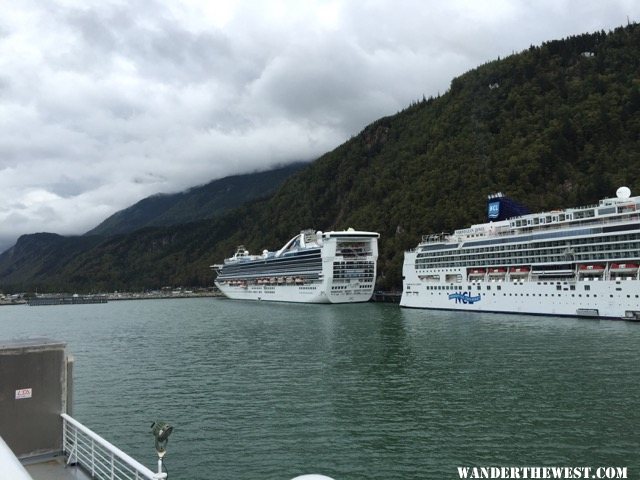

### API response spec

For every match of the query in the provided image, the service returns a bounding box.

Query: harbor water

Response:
[1,298,639,479]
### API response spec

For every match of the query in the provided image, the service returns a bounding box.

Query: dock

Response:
[27,295,108,306]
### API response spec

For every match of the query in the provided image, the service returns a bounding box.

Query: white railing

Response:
[62,413,157,480]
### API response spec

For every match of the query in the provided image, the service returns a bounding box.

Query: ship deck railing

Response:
[420,233,450,243]
[417,212,640,246]
[62,413,156,480]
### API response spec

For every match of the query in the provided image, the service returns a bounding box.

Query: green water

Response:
[1,298,639,479]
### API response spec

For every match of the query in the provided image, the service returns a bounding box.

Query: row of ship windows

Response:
[417,234,640,259]
[333,264,374,272]
[425,284,584,291]
[416,250,640,269]
[336,248,373,256]
[417,247,640,267]
[222,267,321,277]
[416,252,639,267]
[426,292,638,299]
[573,242,640,252]
[333,267,375,279]
[333,261,375,267]
[223,267,375,280]
[333,267,375,272]
[331,285,372,290]
[333,270,373,278]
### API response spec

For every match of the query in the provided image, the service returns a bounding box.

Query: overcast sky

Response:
[0,0,638,252]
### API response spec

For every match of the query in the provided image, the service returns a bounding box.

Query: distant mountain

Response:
[0,233,104,291]
[86,163,307,236]
[1,24,639,293]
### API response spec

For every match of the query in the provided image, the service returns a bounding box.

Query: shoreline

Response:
[0,292,224,306]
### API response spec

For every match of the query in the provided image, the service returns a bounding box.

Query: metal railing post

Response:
[62,415,67,452]
[91,438,95,477]
[73,422,78,464]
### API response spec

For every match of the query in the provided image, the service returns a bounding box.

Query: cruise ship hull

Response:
[215,280,374,304]
[401,257,640,320]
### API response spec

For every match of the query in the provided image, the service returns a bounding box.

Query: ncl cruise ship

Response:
[401,187,640,320]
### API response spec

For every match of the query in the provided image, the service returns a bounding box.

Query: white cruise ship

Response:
[401,187,640,320]
[213,229,379,303]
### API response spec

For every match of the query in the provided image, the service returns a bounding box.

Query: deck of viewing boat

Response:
[24,457,91,480]
[0,339,157,480]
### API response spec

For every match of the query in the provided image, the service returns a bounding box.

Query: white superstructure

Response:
[213,229,379,303]
[401,188,640,320]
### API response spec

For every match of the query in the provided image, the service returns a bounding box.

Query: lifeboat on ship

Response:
[487,267,508,277]
[610,263,639,273]
[579,264,605,275]
[467,268,486,277]
[509,266,530,276]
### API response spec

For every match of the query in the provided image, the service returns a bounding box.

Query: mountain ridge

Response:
[86,162,308,236]
[1,24,639,293]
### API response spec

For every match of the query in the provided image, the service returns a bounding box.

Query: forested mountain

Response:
[1,24,639,293]
[86,163,307,236]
